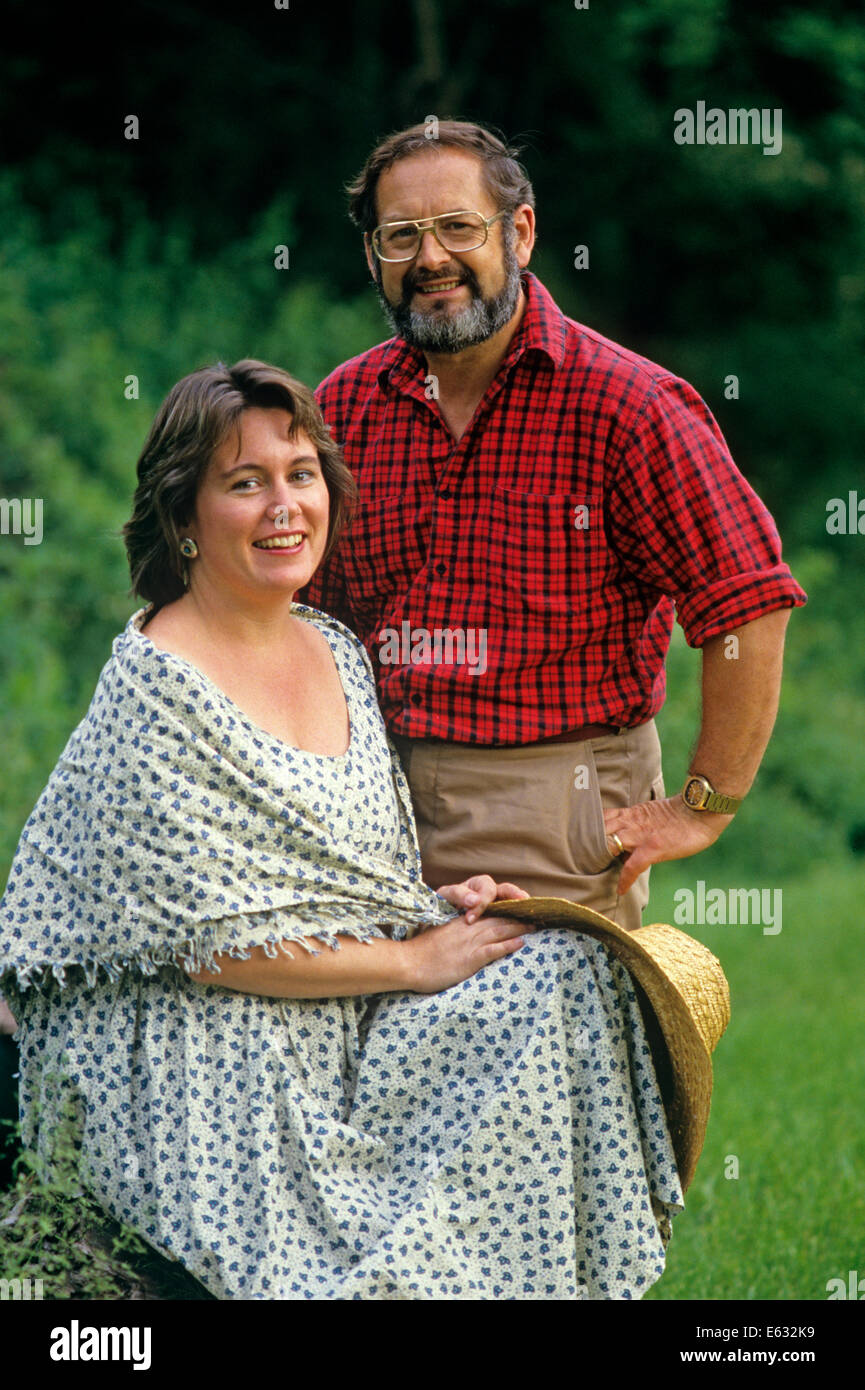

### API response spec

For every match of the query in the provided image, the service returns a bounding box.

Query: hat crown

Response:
[634,923,731,1054]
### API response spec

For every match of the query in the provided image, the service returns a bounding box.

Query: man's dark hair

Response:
[123,359,357,612]
[346,120,535,234]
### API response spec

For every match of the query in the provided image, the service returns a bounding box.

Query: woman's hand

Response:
[435,874,530,924]
[404,911,536,995]
[0,999,17,1035]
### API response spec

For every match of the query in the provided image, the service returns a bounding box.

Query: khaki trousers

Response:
[392,720,665,934]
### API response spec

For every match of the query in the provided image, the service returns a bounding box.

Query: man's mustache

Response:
[402,267,479,303]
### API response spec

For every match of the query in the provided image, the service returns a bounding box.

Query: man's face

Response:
[366,148,527,354]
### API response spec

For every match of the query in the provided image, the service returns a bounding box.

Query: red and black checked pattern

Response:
[301,272,807,746]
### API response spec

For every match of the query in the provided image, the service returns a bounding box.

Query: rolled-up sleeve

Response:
[608,374,807,646]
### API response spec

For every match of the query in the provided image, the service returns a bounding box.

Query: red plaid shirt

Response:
[302,272,806,746]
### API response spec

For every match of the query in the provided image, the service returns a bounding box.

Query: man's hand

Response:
[603,797,733,896]
[435,874,530,924]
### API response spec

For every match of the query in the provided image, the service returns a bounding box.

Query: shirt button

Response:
[438,488,451,500]
[411,694,423,706]
[435,562,447,576]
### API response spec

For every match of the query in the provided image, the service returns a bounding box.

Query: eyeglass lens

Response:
[376,212,487,260]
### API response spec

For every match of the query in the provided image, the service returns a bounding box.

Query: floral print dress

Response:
[2,606,683,1299]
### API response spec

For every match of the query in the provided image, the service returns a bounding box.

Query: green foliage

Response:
[0,1109,210,1299]
[655,546,865,881]
[0,174,382,870]
[1,165,863,879]
[4,0,864,531]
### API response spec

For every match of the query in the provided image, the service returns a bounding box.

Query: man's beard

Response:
[374,235,522,353]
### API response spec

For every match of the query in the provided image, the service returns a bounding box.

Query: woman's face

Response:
[184,406,331,606]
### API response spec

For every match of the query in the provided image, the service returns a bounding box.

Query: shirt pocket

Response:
[484,487,593,618]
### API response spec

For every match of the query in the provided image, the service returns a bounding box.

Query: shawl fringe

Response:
[1,913,400,995]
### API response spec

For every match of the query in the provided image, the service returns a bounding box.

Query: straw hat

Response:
[484,897,730,1193]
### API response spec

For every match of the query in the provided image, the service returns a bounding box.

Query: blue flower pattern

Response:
[3,606,683,1298]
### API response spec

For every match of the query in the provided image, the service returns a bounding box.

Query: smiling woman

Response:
[122,363,360,753]
[140,403,352,753]
[0,359,686,1300]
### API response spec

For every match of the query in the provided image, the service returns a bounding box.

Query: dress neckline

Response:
[129,605,353,761]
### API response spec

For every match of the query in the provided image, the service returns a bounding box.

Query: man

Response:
[301,120,806,931]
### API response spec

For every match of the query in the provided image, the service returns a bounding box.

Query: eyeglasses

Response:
[370,209,508,262]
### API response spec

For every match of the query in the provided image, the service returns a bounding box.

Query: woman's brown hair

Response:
[123,359,356,611]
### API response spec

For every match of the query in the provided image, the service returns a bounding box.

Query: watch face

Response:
[683,777,706,808]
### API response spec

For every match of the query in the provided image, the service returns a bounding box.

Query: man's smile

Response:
[414,278,465,296]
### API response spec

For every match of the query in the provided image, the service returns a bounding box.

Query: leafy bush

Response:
[655,546,865,880]
[0,173,381,868]
[1,173,863,882]
[0,1114,211,1299]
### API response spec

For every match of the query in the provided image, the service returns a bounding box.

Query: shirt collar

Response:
[377,270,567,395]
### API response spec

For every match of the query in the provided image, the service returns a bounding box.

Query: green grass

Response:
[644,856,865,1300]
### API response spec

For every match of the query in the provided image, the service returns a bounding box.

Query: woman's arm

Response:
[187,934,414,998]
[186,910,535,999]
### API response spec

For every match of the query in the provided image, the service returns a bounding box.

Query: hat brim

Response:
[482,897,730,1193]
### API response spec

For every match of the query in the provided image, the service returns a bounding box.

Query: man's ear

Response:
[363,232,377,279]
[511,203,536,269]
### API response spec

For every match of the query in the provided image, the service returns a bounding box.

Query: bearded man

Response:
[300,120,806,930]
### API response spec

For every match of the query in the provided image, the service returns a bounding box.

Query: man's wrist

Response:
[680,773,744,816]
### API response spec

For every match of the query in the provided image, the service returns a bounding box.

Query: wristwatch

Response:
[680,773,743,816]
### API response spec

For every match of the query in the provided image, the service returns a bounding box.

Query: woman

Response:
[0,360,685,1299]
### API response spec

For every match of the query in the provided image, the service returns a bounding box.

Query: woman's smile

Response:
[252,532,306,551]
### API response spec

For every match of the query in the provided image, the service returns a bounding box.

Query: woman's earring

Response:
[179,537,199,558]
